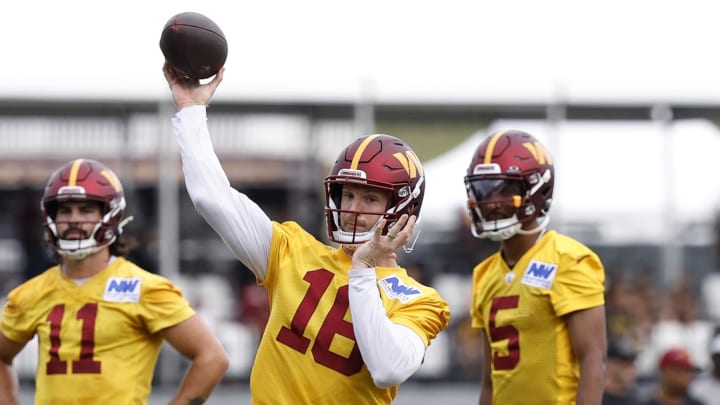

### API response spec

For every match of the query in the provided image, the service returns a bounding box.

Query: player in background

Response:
[162,63,449,404]
[0,159,229,405]
[464,130,606,404]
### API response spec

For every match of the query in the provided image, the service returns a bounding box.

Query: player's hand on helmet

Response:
[352,214,416,269]
[162,62,224,110]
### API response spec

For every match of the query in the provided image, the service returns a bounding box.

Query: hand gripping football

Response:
[159,12,228,80]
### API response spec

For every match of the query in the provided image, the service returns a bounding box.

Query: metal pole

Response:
[354,77,376,137]
[652,104,682,286]
[544,81,567,236]
[545,81,566,229]
[157,101,180,281]
[156,100,182,384]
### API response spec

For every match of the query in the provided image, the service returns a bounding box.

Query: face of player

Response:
[468,179,524,222]
[54,201,103,240]
[339,184,390,234]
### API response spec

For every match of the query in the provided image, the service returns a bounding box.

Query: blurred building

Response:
[2,97,720,384]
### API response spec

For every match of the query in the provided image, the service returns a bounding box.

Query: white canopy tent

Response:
[422,118,720,245]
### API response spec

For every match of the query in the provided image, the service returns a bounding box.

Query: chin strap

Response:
[59,216,136,261]
[517,215,549,235]
[342,224,421,255]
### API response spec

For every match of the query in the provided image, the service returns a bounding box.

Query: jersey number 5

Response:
[489,296,520,370]
[276,269,364,376]
[46,303,101,375]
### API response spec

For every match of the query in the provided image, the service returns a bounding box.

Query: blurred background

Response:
[4,0,720,402]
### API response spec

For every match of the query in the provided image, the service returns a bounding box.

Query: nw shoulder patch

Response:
[104,277,142,302]
[378,275,423,304]
[520,260,558,289]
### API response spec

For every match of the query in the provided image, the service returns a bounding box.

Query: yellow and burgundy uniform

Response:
[250,221,449,405]
[1,257,194,405]
[470,230,605,404]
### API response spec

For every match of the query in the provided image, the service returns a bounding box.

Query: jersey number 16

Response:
[276,269,364,376]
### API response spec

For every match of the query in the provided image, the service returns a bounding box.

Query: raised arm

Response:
[163,64,273,280]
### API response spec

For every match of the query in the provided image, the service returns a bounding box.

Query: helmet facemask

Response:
[41,159,133,260]
[465,177,519,241]
[324,135,426,250]
[464,130,555,241]
[325,172,422,245]
[44,196,129,260]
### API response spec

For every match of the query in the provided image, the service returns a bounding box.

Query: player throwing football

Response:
[465,130,606,404]
[162,63,449,404]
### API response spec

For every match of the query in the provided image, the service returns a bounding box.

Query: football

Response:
[159,12,228,80]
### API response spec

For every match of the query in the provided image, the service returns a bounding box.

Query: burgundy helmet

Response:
[324,134,425,244]
[464,130,554,241]
[42,159,129,259]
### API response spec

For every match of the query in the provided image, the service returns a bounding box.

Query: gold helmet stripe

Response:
[68,159,85,186]
[483,131,507,164]
[350,134,381,169]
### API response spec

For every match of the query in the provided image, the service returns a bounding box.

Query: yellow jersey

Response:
[470,230,605,404]
[251,221,449,404]
[1,257,195,405]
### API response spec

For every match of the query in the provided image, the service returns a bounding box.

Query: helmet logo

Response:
[522,142,553,165]
[392,151,424,178]
[100,170,123,192]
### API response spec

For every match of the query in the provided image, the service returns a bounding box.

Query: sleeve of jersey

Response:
[139,276,197,334]
[172,105,273,281]
[552,251,606,316]
[0,287,34,343]
[348,268,435,388]
[469,265,486,329]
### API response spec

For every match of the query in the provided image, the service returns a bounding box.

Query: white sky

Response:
[4,0,720,103]
[3,0,720,243]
